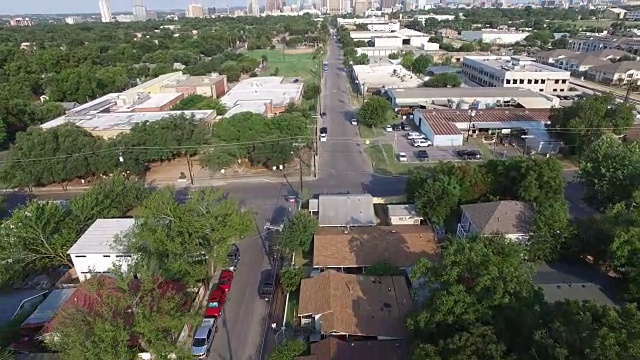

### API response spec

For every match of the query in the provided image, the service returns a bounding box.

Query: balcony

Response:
[457,223,471,239]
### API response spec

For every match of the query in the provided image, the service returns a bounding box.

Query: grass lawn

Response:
[365,144,421,175]
[246,49,320,80]
[358,124,385,139]
[285,289,300,329]
[294,249,312,267]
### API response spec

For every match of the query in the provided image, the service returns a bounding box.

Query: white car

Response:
[407,132,425,140]
[384,125,393,132]
[351,118,358,125]
[397,152,408,162]
[320,133,327,142]
[412,138,432,147]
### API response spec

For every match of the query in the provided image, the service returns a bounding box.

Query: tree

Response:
[280,267,304,293]
[219,61,241,82]
[303,82,320,100]
[414,173,462,226]
[0,201,77,285]
[269,339,307,360]
[424,73,462,88]
[412,326,515,360]
[411,54,433,75]
[278,211,318,254]
[172,94,228,115]
[124,187,253,285]
[527,200,574,262]
[579,134,640,209]
[549,94,634,155]
[363,261,404,276]
[356,96,393,128]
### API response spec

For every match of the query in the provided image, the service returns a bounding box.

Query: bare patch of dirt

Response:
[284,48,315,55]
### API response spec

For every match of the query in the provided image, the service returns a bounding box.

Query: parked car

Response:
[392,124,402,131]
[191,318,218,358]
[259,270,275,301]
[320,126,328,134]
[351,118,357,125]
[400,122,409,131]
[456,149,483,160]
[204,288,227,318]
[384,125,393,132]
[407,132,425,140]
[217,270,234,293]
[227,244,240,271]
[416,150,429,162]
[320,127,328,142]
[412,138,433,147]
[397,152,408,162]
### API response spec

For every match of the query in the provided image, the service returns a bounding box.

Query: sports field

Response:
[246,49,320,79]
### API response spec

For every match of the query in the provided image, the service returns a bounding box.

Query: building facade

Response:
[461,55,571,93]
[99,0,112,22]
[568,35,640,55]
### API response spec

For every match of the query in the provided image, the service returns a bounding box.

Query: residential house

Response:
[456,200,534,242]
[298,271,413,340]
[555,53,611,75]
[312,226,440,274]
[67,218,136,282]
[386,204,423,225]
[312,194,377,227]
[590,48,630,61]
[534,262,618,306]
[535,49,577,65]
[585,61,640,85]
[295,337,409,360]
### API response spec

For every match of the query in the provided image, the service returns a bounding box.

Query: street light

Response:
[466,109,476,142]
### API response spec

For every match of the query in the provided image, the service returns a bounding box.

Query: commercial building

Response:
[187,3,205,18]
[9,18,34,26]
[160,74,228,99]
[411,108,562,154]
[337,17,387,26]
[67,219,136,282]
[367,22,401,32]
[350,63,424,94]
[133,0,148,21]
[99,0,112,22]
[349,28,435,49]
[604,7,627,19]
[585,61,640,86]
[568,35,640,55]
[386,87,559,111]
[266,0,283,12]
[65,16,82,25]
[460,30,530,44]
[247,0,260,15]
[354,0,369,15]
[554,53,611,74]
[413,14,456,21]
[219,77,303,118]
[461,55,571,93]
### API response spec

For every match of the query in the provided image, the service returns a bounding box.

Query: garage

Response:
[413,109,464,147]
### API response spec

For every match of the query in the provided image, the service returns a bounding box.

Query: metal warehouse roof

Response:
[318,194,376,227]
[67,218,135,255]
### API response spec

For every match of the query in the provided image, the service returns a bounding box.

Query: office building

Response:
[187,3,205,18]
[380,0,397,8]
[99,0,112,22]
[9,18,33,26]
[266,0,283,12]
[65,16,82,25]
[248,0,260,15]
[461,55,570,93]
[354,0,368,15]
[323,0,342,14]
[133,0,148,21]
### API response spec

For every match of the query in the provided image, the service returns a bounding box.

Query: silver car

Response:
[191,318,217,358]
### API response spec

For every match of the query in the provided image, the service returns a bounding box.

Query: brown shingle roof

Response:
[565,53,611,67]
[313,225,439,268]
[296,338,410,360]
[416,108,550,124]
[460,200,534,235]
[298,271,413,338]
[588,60,640,75]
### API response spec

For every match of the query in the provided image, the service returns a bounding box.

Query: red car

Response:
[204,288,227,318]
[217,270,234,293]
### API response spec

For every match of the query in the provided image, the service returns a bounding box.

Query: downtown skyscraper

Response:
[247,0,260,15]
[133,0,148,21]
[99,0,112,22]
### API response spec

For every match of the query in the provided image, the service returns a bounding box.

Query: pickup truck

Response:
[259,270,275,301]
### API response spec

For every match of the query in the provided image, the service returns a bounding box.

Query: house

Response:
[534,262,617,306]
[590,48,630,61]
[315,194,377,227]
[295,337,409,360]
[386,204,422,225]
[312,226,439,273]
[585,61,640,86]
[67,218,136,282]
[456,200,534,242]
[298,271,413,340]
[555,53,611,74]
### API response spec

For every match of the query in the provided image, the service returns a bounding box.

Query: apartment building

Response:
[568,35,640,55]
[625,9,640,21]
[585,61,640,86]
[461,56,571,93]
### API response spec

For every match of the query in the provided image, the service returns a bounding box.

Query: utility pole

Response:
[624,79,635,103]
[292,140,306,194]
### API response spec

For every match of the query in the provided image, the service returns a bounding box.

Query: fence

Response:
[177,283,208,344]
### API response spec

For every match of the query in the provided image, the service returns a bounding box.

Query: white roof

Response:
[352,64,423,89]
[67,218,135,255]
[318,194,377,227]
[396,28,427,37]
[41,110,215,131]
[220,77,303,117]
[387,204,418,217]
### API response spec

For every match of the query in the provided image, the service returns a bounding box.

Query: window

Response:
[519,79,525,84]
[541,79,546,84]
[115,255,132,258]
[505,79,511,84]
[561,79,567,84]
[560,89,565,92]
[75,255,86,258]
[534,79,539,84]
[555,80,560,84]
[539,89,544,92]
[103,255,111,258]
[552,89,557,92]
[208,302,219,308]
[527,79,533,84]
[398,217,406,221]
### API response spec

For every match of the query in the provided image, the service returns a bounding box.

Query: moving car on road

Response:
[217,270,234,293]
[259,270,275,301]
[204,288,227,318]
[320,126,328,142]
[351,118,357,125]
[456,149,483,160]
[416,150,429,162]
[191,318,218,358]
[227,244,240,271]
[397,152,408,162]
[412,138,433,147]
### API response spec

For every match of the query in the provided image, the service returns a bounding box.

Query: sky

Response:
[0,0,234,15]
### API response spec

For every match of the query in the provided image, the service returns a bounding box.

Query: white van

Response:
[407,132,425,140]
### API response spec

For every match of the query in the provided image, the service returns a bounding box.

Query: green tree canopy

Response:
[278,211,318,254]
[280,267,304,293]
[424,73,462,88]
[356,96,393,128]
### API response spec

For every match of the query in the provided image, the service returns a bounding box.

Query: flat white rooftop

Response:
[41,110,215,131]
[352,64,424,89]
[67,218,135,255]
[464,56,569,74]
[220,77,303,117]
[66,93,119,115]
[124,71,182,94]
[115,93,183,112]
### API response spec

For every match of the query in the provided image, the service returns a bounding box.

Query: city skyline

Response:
[0,0,258,15]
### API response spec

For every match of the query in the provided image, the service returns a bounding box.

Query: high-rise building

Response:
[248,0,260,15]
[380,0,397,8]
[99,0,112,22]
[323,0,342,13]
[133,0,148,21]
[266,0,283,12]
[187,3,205,17]
[354,0,368,15]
